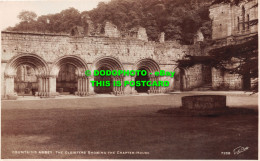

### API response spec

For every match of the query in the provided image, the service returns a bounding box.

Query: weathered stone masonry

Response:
[2,0,256,98]
[209,0,258,90]
[2,31,201,98]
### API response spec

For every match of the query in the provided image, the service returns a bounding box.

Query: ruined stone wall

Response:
[212,68,243,90]
[210,0,258,40]
[209,0,257,91]
[2,31,201,96]
[104,22,121,38]
[184,64,204,90]
[210,3,232,40]
[136,27,148,42]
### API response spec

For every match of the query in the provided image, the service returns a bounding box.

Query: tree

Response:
[7,0,213,43]
[18,11,37,22]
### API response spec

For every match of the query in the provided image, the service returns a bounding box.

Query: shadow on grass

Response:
[157,107,258,117]
[1,105,258,159]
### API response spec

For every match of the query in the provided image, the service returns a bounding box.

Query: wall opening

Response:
[135,68,150,93]
[14,64,38,96]
[202,65,212,84]
[94,66,113,94]
[56,64,77,95]
[242,6,245,30]
[174,68,185,91]
[243,73,251,91]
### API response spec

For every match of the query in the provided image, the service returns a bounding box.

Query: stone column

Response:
[120,76,124,95]
[86,77,89,94]
[88,76,95,95]
[36,76,53,98]
[77,76,88,97]
[155,76,160,93]
[130,76,137,94]
[113,76,124,96]
[112,77,116,95]
[5,75,15,96]
[148,76,152,94]
[42,77,46,97]
[84,76,89,96]
[76,76,82,96]
[49,75,57,97]
[37,77,42,96]
[113,76,118,95]
[44,77,50,97]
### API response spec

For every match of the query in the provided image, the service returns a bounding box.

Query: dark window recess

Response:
[242,6,245,30]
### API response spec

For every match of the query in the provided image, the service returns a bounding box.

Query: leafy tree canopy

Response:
[6,0,213,44]
[18,11,37,22]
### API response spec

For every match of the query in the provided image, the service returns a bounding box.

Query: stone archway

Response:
[4,54,49,97]
[92,56,124,95]
[133,58,160,94]
[135,67,150,93]
[51,55,89,96]
[174,67,187,91]
[14,64,38,96]
[94,66,113,94]
[56,63,77,95]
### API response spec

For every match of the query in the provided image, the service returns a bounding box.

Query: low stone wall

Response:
[212,68,243,90]
[181,95,227,109]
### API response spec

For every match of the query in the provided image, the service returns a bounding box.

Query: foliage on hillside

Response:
[212,0,255,5]
[88,0,212,43]
[6,0,213,44]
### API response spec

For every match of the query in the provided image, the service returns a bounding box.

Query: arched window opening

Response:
[14,65,38,96]
[242,6,245,30]
[247,14,250,30]
[237,17,240,31]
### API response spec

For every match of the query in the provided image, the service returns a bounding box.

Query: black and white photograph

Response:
[0,0,258,160]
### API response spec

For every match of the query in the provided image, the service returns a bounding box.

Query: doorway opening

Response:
[135,68,150,93]
[94,66,113,94]
[56,64,77,95]
[14,65,38,96]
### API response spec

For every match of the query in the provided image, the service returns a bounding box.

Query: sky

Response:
[0,0,110,31]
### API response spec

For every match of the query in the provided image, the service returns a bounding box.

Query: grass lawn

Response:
[1,94,258,159]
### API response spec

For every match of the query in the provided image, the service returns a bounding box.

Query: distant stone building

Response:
[1,0,258,98]
[209,0,258,90]
[1,22,199,98]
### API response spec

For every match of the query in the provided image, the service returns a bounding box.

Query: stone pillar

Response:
[37,77,42,95]
[78,76,88,96]
[5,75,15,96]
[148,75,154,94]
[120,76,124,95]
[130,76,138,94]
[84,77,89,95]
[36,76,53,97]
[148,75,160,94]
[86,77,89,94]
[113,76,124,95]
[45,77,50,97]
[76,76,88,96]
[113,76,118,95]
[112,77,116,94]
[49,75,57,96]
[88,76,95,95]
[159,32,165,43]
[155,76,160,93]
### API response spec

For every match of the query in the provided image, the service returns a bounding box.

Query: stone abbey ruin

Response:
[1,0,258,98]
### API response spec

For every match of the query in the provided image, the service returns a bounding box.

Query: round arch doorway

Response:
[94,66,113,94]
[14,64,38,96]
[135,68,150,93]
[56,64,77,95]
